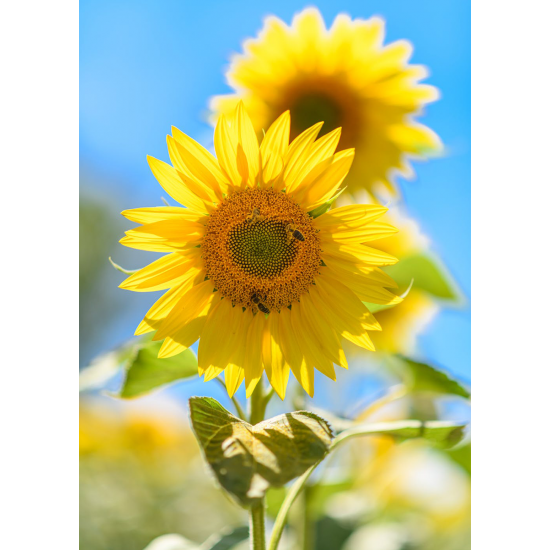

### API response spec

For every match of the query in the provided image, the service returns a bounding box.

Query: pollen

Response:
[202,188,322,312]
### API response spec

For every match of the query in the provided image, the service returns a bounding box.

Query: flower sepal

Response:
[307,187,347,219]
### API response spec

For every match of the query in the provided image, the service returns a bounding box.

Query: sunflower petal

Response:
[119,250,202,292]
[245,312,266,397]
[290,305,336,381]
[264,313,290,400]
[147,156,212,212]
[121,206,205,225]
[294,149,355,209]
[278,308,315,397]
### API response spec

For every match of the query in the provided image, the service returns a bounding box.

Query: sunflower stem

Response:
[249,378,267,550]
[249,377,266,425]
[250,500,266,550]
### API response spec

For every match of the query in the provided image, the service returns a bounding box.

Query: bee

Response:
[286,223,305,243]
[251,293,269,314]
[246,208,264,223]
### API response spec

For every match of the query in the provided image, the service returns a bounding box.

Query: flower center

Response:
[291,92,343,138]
[202,188,321,313]
[276,77,362,150]
[227,218,297,279]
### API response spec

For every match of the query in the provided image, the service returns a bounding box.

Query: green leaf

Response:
[332,419,467,450]
[189,397,333,507]
[384,252,461,301]
[307,187,347,218]
[396,356,471,398]
[201,526,249,550]
[445,442,471,475]
[79,337,147,391]
[117,342,198,398]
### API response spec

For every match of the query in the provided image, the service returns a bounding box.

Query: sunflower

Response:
[119,103,401,399]
[209,7,441,197]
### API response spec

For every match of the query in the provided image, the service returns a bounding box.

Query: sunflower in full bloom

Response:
[209,7,441,197]
[119,103,401,399]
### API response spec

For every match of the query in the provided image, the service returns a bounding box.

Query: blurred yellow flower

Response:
[339,191,441,355]
[210,7,441,197]
[79,399,193,459]
[120,103,401,399]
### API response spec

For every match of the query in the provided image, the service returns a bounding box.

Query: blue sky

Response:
[80,0,470,390]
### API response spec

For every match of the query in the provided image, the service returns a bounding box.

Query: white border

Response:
[473,1,550,548]
[1,1,79,547]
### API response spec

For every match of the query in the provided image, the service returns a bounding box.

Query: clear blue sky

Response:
[80,0,471,394]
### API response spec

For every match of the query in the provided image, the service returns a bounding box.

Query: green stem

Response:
[250,500,266,550]
[249,378,266,425]
[249,378,267,550]
[267,463,317,550]
[269,418,464,549]
[294,487,313,550]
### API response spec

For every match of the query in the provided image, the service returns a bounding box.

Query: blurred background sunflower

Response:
[80,1,470,549]
[210,7,441,198]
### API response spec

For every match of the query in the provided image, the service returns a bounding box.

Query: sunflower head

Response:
[120,103,401,399]
[209,7,442,198]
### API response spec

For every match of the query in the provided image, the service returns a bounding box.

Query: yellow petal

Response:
[135,281,196,336]
[321,254,398,288]
[224,364,245,397]
[316,272,380,331]
[244,312,266,397]
[121,219,204,252]
[158,288,221,360]
[157,288,221,359]
[235,101,260,186]
[278,308,315,397]
[324,264,401,305]
[327,222,398,243]
[314,204,389,230]
[121,206,204,225]
[171,126,229,195]
[286,127,342,194]
[198,300,243,371]
[293,149,355,210]
[224,315,250,396]
[290,304,337,380]
[147,156,212,212]
[283,122,324,189]
[299,294,348,370]
[120,250,202,292]
[167,136,221,202]
[322,241,398,266]
[154,279,216,340]
[260,110,290,184]
[264,313,290,400]
[214,114,241,187]
[308,283,376,351]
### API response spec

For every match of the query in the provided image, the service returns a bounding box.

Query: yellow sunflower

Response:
[209,7,441,197]
[119,103,401,399]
